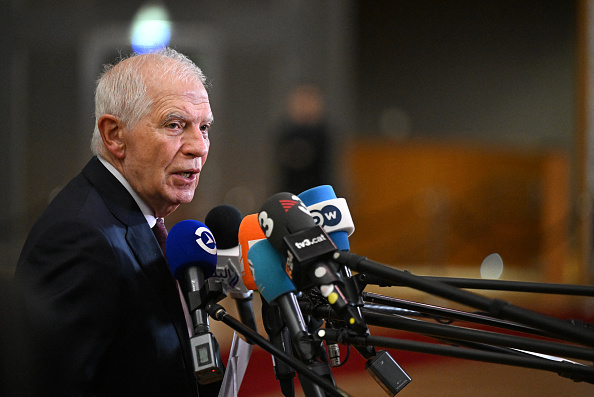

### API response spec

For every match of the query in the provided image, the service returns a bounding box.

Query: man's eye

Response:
[200,124,210,136]
[167,122,184,131]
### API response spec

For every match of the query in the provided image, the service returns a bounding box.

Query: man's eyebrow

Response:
[162,112,214,125]
[161,112,188,125]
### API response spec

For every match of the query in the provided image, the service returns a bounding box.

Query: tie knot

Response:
[152,218,168,256]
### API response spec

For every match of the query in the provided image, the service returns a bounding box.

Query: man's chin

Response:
[173,190,197,205]
[155,192,196,217]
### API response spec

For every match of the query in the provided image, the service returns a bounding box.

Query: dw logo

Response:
[310,204,342,228]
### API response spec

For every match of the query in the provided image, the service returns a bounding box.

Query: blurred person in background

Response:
[275,83,335,194]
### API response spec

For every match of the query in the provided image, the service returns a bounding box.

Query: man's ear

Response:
[98,114,126,159]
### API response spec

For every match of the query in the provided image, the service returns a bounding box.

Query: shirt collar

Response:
[97,155,157,228]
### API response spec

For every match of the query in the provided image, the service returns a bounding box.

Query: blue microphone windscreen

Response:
[299,185,350,251]
[299,185,336,205]
[325,230,349,252]
[248,239,296,303]
[166,219,217,280]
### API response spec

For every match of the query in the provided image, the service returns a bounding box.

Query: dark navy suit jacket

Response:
[15,157,199,396]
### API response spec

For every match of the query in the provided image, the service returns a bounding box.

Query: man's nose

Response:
[183,126,209,158]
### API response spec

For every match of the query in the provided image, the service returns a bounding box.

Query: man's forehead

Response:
[147,76,208,104]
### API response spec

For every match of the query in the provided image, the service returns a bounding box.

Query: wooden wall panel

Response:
[344,139,570,281]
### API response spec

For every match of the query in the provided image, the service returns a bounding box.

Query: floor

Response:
[294,360,594,397]
[229,341,594,397]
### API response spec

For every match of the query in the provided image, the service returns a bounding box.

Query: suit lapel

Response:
[125,223,195,344]
[82,157,195,375]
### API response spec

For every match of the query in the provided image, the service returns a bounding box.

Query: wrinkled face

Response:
[120,76,212,217]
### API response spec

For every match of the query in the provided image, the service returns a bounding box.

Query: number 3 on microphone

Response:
[258,211,274,237]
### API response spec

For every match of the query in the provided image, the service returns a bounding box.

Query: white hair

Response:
[90,48,208,156]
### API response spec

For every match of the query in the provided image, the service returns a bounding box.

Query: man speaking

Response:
[14,48,213,396]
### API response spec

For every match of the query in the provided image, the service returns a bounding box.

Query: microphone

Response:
[258,192,367,335]
[166,220,225,385]
[299,185,376,361]
[298,185,354,252]
[249,239,337,396]
[299,185,356,366]
[205,205,258,333]
[238,214,297,396]
[297,185,361,305]
[249,239,316,359]
[274,184,410,393]
[249,239,298,306]
[237,213,267,291]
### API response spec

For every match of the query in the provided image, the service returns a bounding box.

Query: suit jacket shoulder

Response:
[15,157,198,397]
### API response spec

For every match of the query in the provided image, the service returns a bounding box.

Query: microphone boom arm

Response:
[316,328,594,384]
[333,251,594,347]
[358,273,594,296]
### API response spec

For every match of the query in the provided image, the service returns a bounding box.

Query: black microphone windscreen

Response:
[259,192,317,252]
[205,205,243,249]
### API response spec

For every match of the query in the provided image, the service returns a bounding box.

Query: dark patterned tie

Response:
[152,217,194,337]
[152,217,168,259]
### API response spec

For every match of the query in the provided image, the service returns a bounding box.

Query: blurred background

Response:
[2,0,594,395]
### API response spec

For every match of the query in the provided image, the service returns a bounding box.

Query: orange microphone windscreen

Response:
[238,213,266,290]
